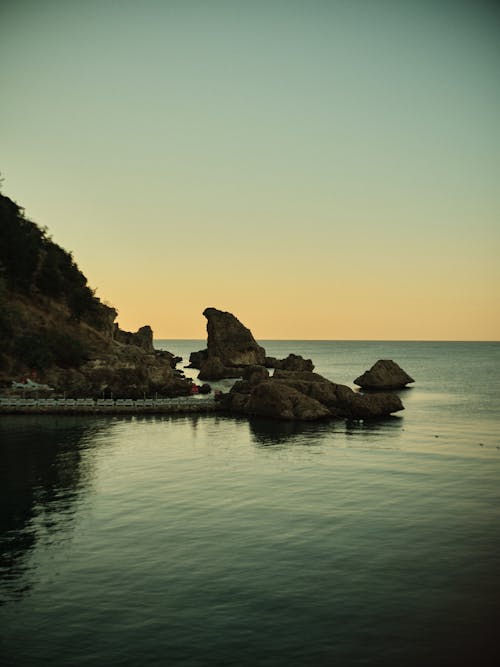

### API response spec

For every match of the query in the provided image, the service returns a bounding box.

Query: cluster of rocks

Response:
[219,366,405,421]
[41,328,193,399]
[8,322,193,400]
[188,308,316,380]
[187,307,414,421]
[265,354,314,372]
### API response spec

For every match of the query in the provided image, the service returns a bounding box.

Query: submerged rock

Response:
[354,360,414,390]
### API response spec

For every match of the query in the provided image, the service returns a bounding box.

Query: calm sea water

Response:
[1,341,499,666]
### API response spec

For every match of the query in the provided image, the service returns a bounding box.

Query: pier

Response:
[0,396,221,415]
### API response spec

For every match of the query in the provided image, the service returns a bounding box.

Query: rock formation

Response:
[265,354,314,371]
[354,360,415,390]
[114,324,155,353]
[187,349,208,369]
[204,307,266,366]
[189,307,266,379]
[43,344,191,399]
[0,190,191,398]
[198,356,242,381]
[220,366,404,421]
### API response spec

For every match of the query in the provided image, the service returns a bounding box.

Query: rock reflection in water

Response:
[249,414,403,448]
[0,416,110,602]
[248,417,333,447]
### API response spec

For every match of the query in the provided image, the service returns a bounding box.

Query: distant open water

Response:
[1,341,499,666]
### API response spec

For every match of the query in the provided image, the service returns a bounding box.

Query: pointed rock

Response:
[203,307,266,367]
[354,360,414,390]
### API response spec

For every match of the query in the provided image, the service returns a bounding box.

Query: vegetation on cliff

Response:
[0,189,190,397]
[0,192,114,374]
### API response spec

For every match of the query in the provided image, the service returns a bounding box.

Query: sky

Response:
[1,0,499,340]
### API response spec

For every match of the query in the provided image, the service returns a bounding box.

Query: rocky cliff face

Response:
[0,191,191,397]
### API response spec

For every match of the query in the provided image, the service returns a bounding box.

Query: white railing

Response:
[0,397,217,409]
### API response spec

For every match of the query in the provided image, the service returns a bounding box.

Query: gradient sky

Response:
[1,0,499,339]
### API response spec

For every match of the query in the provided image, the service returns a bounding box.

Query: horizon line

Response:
[154,338,500,343]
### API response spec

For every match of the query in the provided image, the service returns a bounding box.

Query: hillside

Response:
[0,191,190,397]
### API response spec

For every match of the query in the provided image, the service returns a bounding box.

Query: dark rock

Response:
[272,370,328,383]
[271,370,403,420]
[114,324,155,353]
[188,349,208,369]
[332,384,404,420]
[155,349,181,369]
[242,382,331,421]
[198,356,243,381]
[265,354,314,371]
[199,383,212,395]
[242,365,270,385]
[42,340,192,398]
[198,356,225,380]
[221,367,403,421]
[354,360,415,390]
[203,307,266,367]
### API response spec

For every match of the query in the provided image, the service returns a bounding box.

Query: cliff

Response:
[0,191,190,397]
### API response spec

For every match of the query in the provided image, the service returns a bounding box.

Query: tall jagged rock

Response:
[204,307,266,367]
[189,308,266,378]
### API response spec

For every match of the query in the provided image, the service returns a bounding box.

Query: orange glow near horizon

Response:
[1,2,499,341]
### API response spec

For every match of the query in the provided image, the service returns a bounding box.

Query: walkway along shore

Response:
[0,396,221,415]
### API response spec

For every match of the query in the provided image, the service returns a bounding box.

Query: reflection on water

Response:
[0,416,110,603]
[249,415,404,448]
[0,406,499,666]
[249,417,332,446]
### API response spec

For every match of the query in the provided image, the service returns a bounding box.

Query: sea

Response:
[1,340,499,667]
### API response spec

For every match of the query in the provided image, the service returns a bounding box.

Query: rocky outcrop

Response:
[187,349,208,369]
[0,189,190,398]
[354,360,415,390]
[114,324,155,353]
[221,367,404,421]
[265,354,314,372]
[198,356,242,381]
[40,342,191,398]
[204,307,266,366]
[246,383,331,421]
[189,307,266,379]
